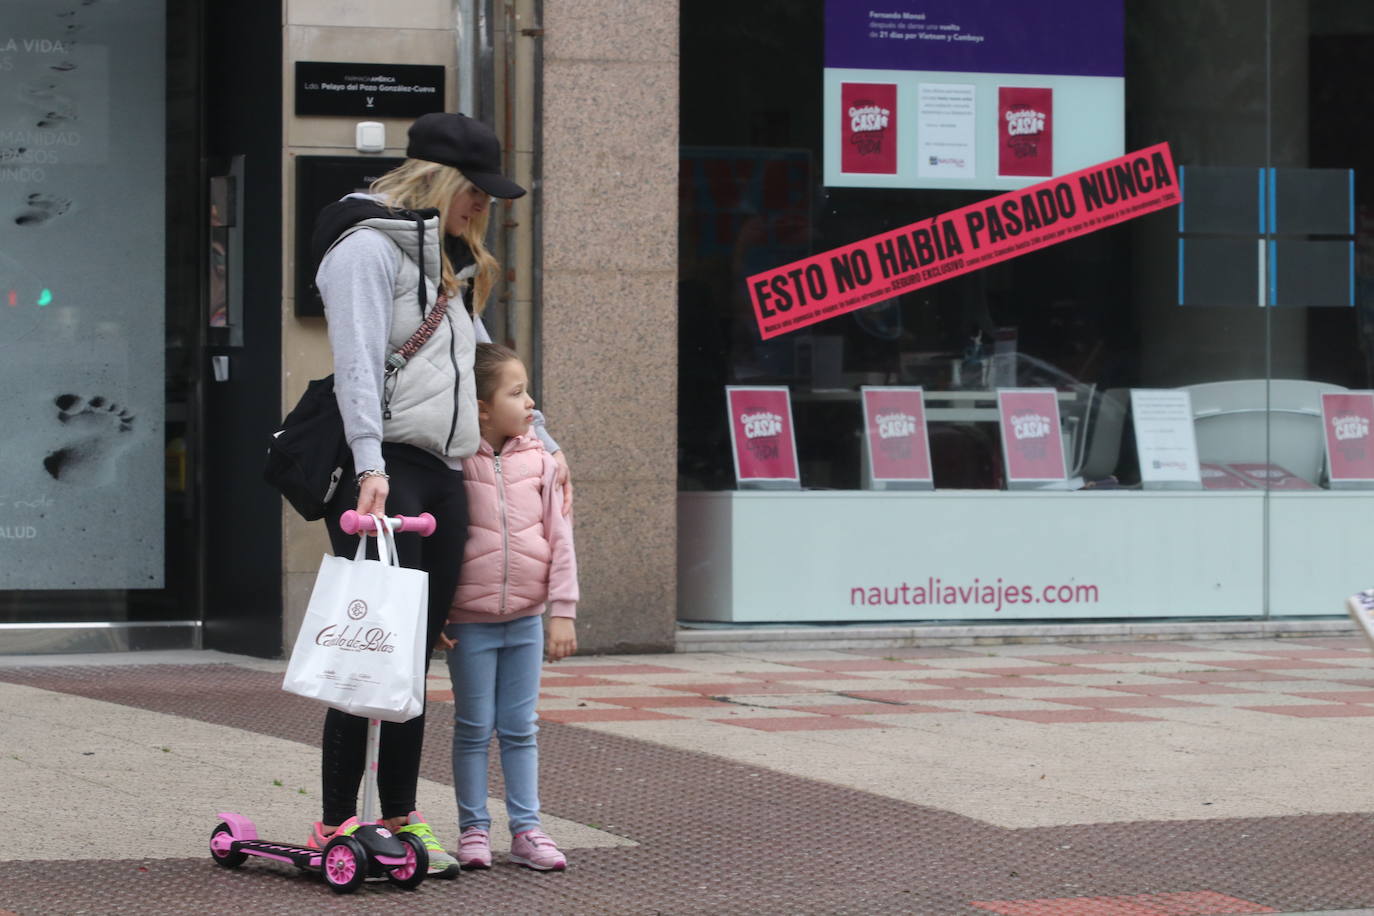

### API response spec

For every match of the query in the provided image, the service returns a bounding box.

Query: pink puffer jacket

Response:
[449,433,578,623]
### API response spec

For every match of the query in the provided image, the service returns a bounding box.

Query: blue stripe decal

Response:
[1178,239,1185,305]
[1350,169,1356,236]
[1258,168,1266,234]
[1268,168,1277,234]
[1178,167,1186,232]
[1269,240,1278,306]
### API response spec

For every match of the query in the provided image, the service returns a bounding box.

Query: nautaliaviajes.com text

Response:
[851,578,1099,613]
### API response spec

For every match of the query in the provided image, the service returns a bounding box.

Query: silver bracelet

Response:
[356,468,390,486]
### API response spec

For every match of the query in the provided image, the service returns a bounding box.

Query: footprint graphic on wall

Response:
[17,79,77,128]
[43,394,138,486]
[14,193,73,227]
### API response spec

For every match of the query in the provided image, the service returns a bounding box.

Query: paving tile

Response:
[1067,661,1243,675]
[843,688,994,703]
[1201,658,1348,671]
[1154,670,1300,683]
[530,675,620,687]
[713,715,887,732]
[1098,683,1253,696]
[917,656,1054,669]
[1028,654,1152,665]
[919,676,1072,689]
[594,695,738,709]
[1085,641,1217,653]
[981,685,1133,700]
[782,659,934,672]
[1043,695,1204,709]
[535,684,706,700]
[540,663,688,675]
[1242,704,1374,718]
[1290,690,1374,703]
[972,665,1082,676]
[1167,693,1331,708]
[536,707,681,723]
[1032,672,1187,686]
[912,698,1072,712]
[977,709,1162,724]
[654,704,814,720]
[777,702,952,716]
[659,681,827,696]
[969,890,1277,915]
[848,646,984,658]
[1284,636,1368,648]
[1248,648,1369,659]
[425,688,453,702]
[738,670,869,682]
[536,696,622,711]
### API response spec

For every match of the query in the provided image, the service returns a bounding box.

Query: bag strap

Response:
[386,294,449,375]
[380,293,449,421]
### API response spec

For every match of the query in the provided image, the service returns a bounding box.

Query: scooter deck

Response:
[232,839,322,869]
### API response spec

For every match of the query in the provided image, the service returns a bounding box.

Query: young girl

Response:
[441,343,578,871]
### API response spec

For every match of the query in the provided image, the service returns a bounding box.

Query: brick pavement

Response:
[3,636,1374,913]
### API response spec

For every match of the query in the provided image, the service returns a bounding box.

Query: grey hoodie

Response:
[316,193,558,475]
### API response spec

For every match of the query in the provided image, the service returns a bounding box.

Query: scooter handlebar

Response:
[339,511,437,537]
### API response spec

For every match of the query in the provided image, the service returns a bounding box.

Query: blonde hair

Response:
[368,158,501,314]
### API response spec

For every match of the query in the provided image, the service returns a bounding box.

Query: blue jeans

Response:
[444,614,543,835]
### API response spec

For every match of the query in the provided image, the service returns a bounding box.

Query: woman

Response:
[307,112,565,877]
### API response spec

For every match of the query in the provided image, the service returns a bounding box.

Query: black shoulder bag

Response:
[264,295,450,520]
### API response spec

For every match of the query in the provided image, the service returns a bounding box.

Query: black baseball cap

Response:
[405,112,527,199]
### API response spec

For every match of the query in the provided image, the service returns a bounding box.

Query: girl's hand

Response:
[552,450,573,516]
[355,476,389,531]
[546,617,577,662]
[433,630,457,652]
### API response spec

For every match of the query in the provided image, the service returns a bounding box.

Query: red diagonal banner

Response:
[747,142,1179,339]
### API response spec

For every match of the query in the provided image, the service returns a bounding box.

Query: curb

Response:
[674,618,1359,653]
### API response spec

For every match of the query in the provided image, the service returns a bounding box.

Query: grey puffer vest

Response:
[330,214,479,460]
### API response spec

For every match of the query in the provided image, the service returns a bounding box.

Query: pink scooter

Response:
[210,511,438,894]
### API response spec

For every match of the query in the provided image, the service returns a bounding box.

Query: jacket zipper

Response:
[444,310,460,452]
[494,453,509,614]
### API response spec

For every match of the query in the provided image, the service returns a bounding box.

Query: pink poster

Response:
[726,387,800,485]
[1226,463,1318,490]
[841,82,898,175]
[998,87,1053,178]
[1322,392,1374,484]
[861,387,932,484]
[997,389,1066,484]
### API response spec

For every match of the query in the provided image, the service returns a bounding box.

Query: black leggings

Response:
[319,443,468,824]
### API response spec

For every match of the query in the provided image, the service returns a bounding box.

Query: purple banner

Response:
[825,0,1124,78]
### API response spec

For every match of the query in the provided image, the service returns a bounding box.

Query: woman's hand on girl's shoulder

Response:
[546,617,577,662]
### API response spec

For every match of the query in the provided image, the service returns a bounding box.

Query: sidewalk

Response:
[3,634,1374,914]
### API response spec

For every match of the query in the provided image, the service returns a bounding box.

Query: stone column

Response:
[540,1,680,651]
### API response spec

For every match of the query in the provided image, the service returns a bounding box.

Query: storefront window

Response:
[679,0,1374,622]
[0,0,200,642]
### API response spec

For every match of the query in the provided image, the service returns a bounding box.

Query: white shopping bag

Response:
[282,516,428,722]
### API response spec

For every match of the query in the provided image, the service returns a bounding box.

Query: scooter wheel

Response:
[209,822,246,868]
[322,835,368,894]
[386,833,429,889]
